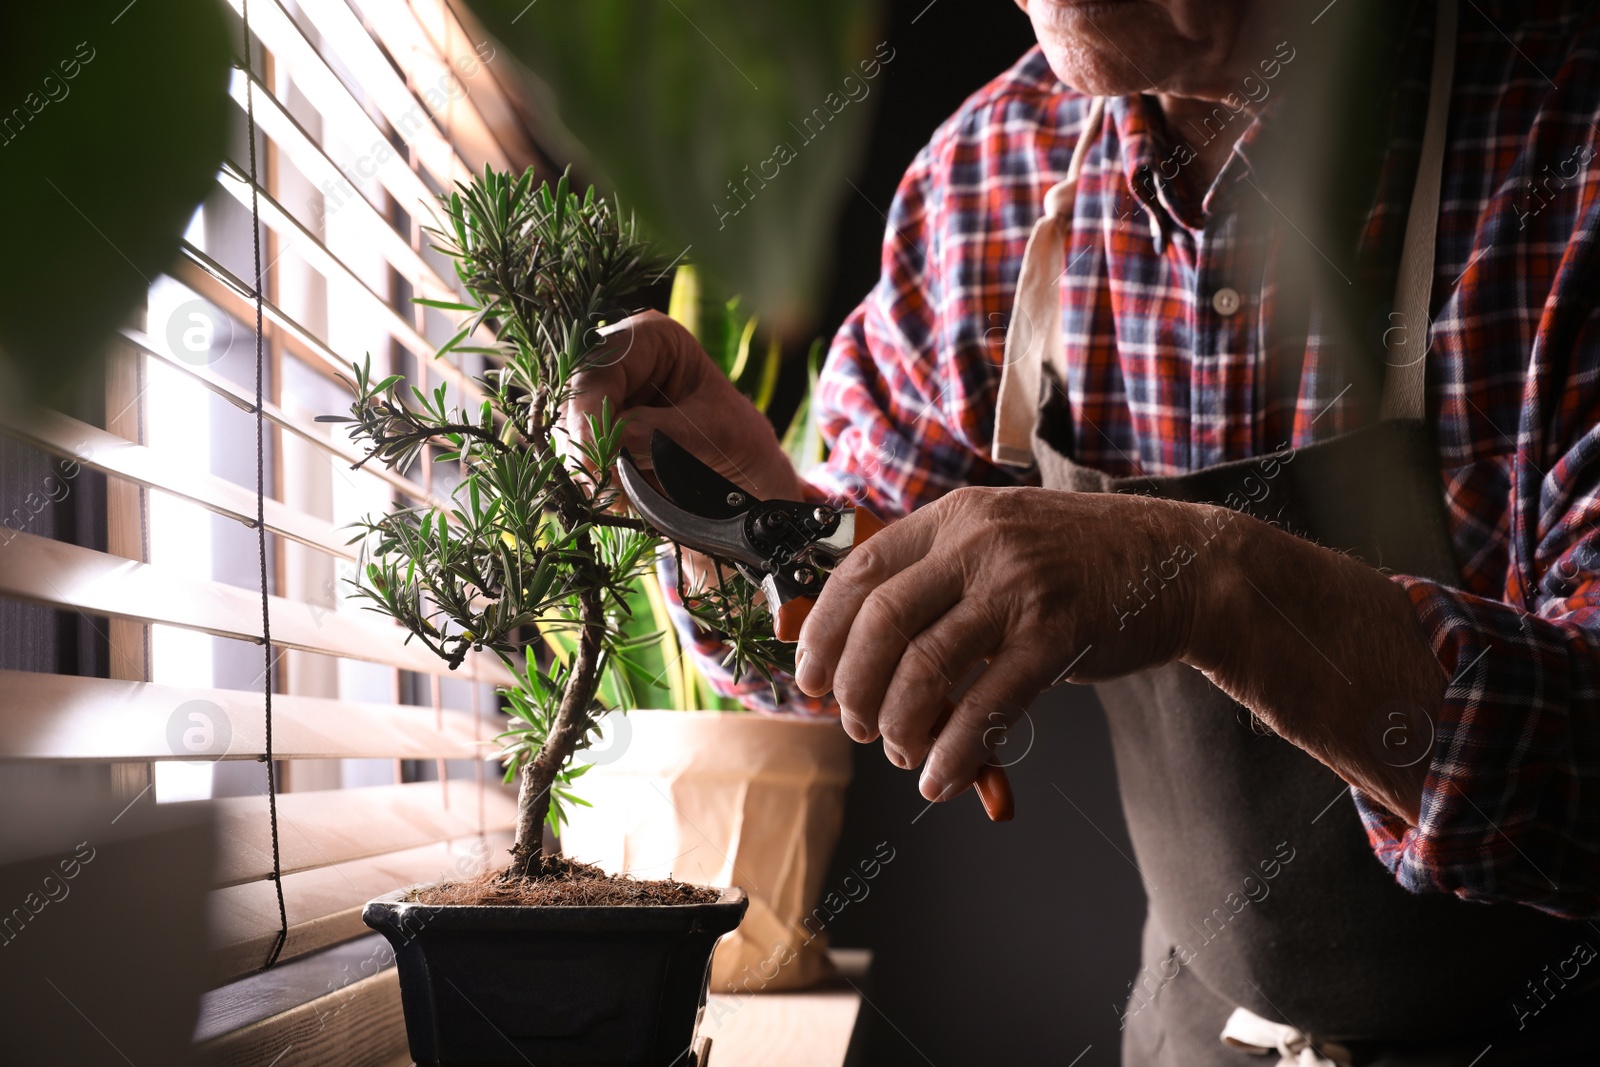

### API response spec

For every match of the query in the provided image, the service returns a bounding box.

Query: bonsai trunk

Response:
[506,587,606,880]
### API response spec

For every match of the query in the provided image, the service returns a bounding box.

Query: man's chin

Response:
[1037,37,1165,97]
[1024,0,1180,95]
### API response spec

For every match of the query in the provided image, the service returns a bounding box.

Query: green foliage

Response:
[498,637,660,835]
[468,0,886,334]
[668,262,762,388]
[666,264,827,467]
[674,548,798,698]
[601,583,676,711]
[781,339,829,473]
[0,0,231,405]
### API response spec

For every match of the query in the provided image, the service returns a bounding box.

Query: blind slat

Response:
[208,833,508,982]
[224,0,439,223]
[0,406,357,562]
[340,0,511,176]
[0,531,518,684]
[121,326,441,508]
[197,965,407,1067]
[291,0,474,194]
[175,245,485,404]
[0,670,493,762]
[213,780,515,887]
[3,0,553,1010]
[177,244,354,383]
[406,0,552,178]
[215,168,459,372]
[227,68,461,305]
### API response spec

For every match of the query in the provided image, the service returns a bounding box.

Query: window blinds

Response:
[0,0,550,1032]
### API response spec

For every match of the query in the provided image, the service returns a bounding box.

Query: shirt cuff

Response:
[1349,575,1600,917]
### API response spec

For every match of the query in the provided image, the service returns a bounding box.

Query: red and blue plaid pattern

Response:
[676,2,1600,915]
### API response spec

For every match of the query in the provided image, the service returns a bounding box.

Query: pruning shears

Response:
[616,430,1015,822]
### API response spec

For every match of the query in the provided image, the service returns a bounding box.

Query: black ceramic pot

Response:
[364,886,748,1067]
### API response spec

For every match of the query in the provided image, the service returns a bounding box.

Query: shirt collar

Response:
[1107,91,1284,238]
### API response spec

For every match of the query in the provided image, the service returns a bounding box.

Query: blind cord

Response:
[240,0,289,971]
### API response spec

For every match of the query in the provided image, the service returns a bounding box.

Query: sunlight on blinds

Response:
[148,272,221,804]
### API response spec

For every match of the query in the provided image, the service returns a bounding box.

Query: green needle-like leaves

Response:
[330,168,793,859]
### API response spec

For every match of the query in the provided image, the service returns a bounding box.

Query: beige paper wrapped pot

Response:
[559,710,853,991]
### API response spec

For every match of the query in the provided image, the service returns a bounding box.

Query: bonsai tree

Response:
[328,167,789,882]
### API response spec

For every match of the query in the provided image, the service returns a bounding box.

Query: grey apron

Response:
[993,2,1600,1063]
[1038,427,1600,1066]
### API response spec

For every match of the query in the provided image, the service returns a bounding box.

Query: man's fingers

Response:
[876,598,1003,768]
[591,309,696,396]
[565,310,700,439]
[829,560,962,747]
[918,645,1052,802]
[794,511,942,697]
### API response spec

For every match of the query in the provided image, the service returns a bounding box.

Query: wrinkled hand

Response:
[794,486,1220,802]
[566,310,802,502]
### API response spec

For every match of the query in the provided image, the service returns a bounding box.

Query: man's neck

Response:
[1154,92,1251,201]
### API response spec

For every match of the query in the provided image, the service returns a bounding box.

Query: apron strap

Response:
[1380,0,1457,420]
[991,96,1106,468]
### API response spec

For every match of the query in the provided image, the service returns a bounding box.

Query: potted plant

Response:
[332,167,797,1067]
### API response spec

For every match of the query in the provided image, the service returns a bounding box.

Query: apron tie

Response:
[1220,1007,1353,1067]
[991,96,1106,468]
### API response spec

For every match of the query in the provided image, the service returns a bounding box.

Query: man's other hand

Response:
[792,486,1218,803]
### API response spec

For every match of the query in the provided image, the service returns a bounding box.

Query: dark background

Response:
[807,3,1147,1065]
[772,0,1044,431]
[816,0,1038,355]
[823,686,1147,1067]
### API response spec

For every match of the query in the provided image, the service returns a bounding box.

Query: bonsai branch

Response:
[507,585,605,878]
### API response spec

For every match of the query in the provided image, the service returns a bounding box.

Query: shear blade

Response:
[616,444,766,567]
[648,430,752,520]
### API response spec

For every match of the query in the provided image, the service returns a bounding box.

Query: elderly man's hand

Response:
[794,486,1221,801]
[565,310,802,502]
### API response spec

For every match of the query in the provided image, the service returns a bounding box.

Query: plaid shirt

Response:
[677,2,1600,917]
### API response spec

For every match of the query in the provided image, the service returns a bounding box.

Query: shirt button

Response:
[1212,287,1242,316]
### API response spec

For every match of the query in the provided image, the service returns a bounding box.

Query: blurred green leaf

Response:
[0,0,232,405]
[609,581,676,710]
[781,338,827,472]
[745,333,782,414]
[467,0,887,335]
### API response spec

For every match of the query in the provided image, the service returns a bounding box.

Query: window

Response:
[0,0,557,1057]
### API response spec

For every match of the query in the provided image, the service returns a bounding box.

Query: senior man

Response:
[575,0,1600,1062]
